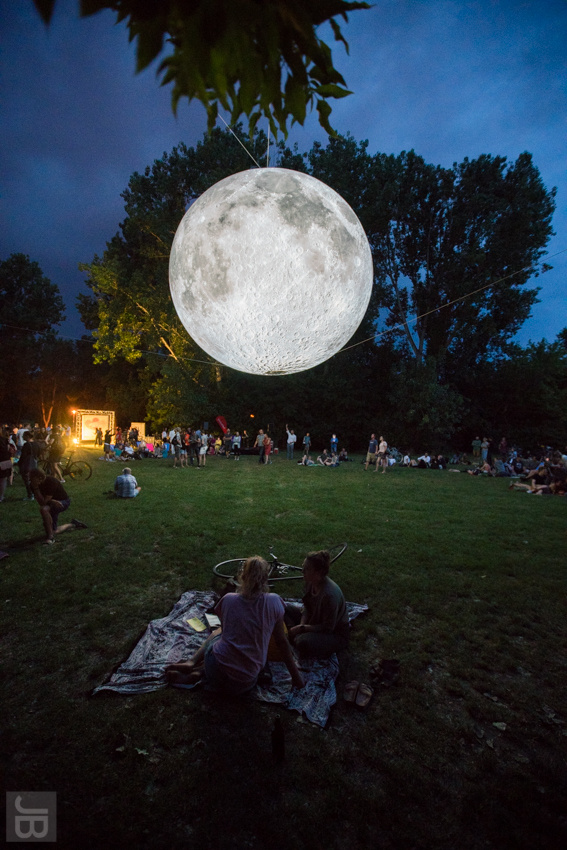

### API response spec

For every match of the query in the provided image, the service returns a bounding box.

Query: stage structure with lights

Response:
[169,168,373,376]
[74,410,115,444]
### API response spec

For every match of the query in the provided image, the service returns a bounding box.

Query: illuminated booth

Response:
[74,410,115,444]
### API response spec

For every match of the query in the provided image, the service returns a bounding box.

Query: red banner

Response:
[215,416,228,434]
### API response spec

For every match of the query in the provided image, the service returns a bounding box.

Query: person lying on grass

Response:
[165,556,305,694]
[28,468,87,545]
[284,550,350,659]
[509,478,567,496]
[298,453,316,466]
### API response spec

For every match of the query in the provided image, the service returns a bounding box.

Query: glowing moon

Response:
[169,167,373,375]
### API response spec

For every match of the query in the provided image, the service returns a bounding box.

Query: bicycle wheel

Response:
[327,542,348,564]
[212,558,303,583]
[212,558,247,581]
[68,461,92,481]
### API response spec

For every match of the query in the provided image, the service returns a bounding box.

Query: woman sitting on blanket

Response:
[284,550,350,659]
[165,557,305,694]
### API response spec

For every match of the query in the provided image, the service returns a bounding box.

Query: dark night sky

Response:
[1,0,566,347]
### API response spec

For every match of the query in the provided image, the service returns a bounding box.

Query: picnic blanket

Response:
[93,590,368,727]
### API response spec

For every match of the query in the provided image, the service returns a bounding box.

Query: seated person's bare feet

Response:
[165,660,203,685]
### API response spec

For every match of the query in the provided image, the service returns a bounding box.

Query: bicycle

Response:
[213,543,347,584]
[42,451,92,481]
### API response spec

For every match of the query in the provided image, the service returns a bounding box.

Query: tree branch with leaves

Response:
[32,0,371,137]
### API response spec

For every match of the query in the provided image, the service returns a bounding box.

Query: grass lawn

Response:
[1,449,566,849]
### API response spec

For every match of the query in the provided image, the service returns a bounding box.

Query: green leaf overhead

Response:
[32,0,371,137]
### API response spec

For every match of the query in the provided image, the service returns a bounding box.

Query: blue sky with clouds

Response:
[1,0,565,346]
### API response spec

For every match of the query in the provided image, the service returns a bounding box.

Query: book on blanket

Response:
[204,613,221,630]
[186,617,207,632]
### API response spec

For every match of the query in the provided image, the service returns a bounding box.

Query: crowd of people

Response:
[3,420,566,546]
[3,415,564,709]
[0,424,87,542]
[0,422,72,504]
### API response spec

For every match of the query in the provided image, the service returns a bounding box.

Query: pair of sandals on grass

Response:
[344,659,400,709]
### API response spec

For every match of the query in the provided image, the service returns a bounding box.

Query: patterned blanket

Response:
[93,590,368,727]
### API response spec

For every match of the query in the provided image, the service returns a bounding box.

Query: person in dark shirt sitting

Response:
[284,550,350,659]
[28,468,86,545]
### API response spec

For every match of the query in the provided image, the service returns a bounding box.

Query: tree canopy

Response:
[294,138,556,379]
[0,253,66,419]
[78,129,559,449]
[32,0,370,137]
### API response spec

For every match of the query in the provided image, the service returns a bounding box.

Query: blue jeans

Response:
[204,637,256,695]
[287,443,294,459]
[50,497,70,531]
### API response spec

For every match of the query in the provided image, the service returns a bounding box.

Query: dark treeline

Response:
[2,130,565,452]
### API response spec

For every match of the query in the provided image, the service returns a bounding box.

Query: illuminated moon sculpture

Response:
[169,167,373,375]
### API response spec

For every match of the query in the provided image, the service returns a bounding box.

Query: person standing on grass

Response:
[188,429,199,466]
[171,429,182,468]
[0,431,13,503]
[254,429,266,464]
[18,431,39,500]
[232,431,241,460]
[182,429,191,465]
[376,436,388,474]
[165,556,305,694]
[47,427,66,482]
[302,432,311,456]
[199,431,209,467]
[104,428,115,461]
[223,430,233,457]
[264,435,273,464]
[285,425,297,460]
[365,434,378,470]
[330,433,338,455]
[28,468,87,544]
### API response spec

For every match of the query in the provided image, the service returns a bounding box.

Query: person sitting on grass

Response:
[317,449,333,466]
[284,550,350,659]
[114,467,141,498]
[165,557,305,694]
[467,461,495,476]
[28,468,87,545]
[298,453,316,466]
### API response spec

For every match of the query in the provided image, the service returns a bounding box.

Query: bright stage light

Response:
[169,168,373,375]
